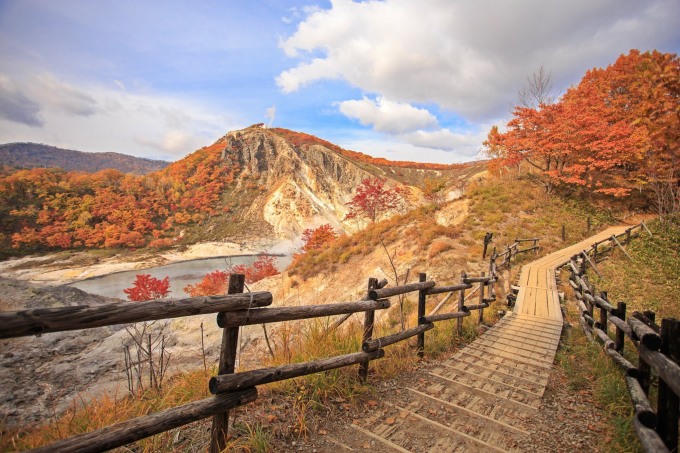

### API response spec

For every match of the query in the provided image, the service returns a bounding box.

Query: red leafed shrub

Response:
[148,238,174,249]
[345,177,407,223]
[183,270,229,297]
[123,274,171,301]
[300,224,338,252]
[230,254,279,284]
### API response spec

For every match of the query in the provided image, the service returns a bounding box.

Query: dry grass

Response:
[1,368,214,452]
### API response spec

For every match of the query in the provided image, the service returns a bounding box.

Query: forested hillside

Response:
[486,50,678,222]
[0,143,169,174]
[0,127,474,257]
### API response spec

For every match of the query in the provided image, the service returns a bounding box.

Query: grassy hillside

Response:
[6,173,672,452]
[289,174,619,285]
[589,220,680,319]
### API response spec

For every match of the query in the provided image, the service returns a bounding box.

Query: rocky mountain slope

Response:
[0,142,169,174]
[188,124,481,242]
[0,126,483,254]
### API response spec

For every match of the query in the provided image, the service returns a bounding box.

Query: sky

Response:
[0,0,678,164]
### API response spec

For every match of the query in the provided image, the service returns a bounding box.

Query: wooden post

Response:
[599,291,608,332]
[593,243,598,262]
[657,318,679,451]
[615,302,626,352]
[417,273,427,358]
[457,271,466,336]
[626,228,631,245]
[482,232,493,259]
[359,278,379,381]
[478,272,485,325]
[579,255,587,276]
[488,254,496,300]
[638,311,655,395]
[562,224,566,242]
[582,251,602,279]
[210,274,245,453]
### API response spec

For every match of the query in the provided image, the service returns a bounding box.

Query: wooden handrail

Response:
[0,292,273,339]
[6,260,501,452]
[28,388,258,453]
[368,280,435,300]
[209,350,385,394]
[566,225,680,452]
[216,299,391,327]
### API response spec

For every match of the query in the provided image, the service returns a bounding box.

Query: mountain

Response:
[188,124,483,241]
[0,125,485,254]
[0,143,169,174]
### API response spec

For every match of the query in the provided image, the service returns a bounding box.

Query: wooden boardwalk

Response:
[324,226,630,452]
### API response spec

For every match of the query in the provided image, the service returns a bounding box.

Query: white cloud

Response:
[338,97,437,134]
[0,74,43,126]
[29,74,100,116]
[0,72,241,160]
[279,0,680,120]
[135,130,195,153]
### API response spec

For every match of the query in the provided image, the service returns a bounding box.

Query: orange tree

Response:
[300,224,338,252]
[487,49,678,217]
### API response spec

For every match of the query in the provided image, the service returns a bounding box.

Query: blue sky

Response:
[0,0,678,163]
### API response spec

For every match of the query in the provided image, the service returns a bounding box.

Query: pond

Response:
[68,254,291,299]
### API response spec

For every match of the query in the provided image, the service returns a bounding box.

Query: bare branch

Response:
[518,65,556,109]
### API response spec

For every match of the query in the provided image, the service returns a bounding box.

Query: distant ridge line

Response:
[0,142,169,174]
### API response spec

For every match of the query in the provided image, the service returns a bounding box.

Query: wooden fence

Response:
[494,237,540,269]
[565,223,680,452]
[0,237,532,453]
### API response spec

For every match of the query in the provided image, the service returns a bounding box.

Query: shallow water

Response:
[68,254,291,299]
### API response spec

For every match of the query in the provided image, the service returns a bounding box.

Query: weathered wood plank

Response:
[210,350,385,393]
[0,292,273,339]
[368,281,435,300]
[638,344,680,398]
[629,318,662,350]
[363,323,434,352]
[217,299,390,327]
[425,283,471,295]
[29,389,258,453]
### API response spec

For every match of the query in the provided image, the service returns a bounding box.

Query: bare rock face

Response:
[0,278,263,428]
[218,126,402,238]
[0,278,123,426]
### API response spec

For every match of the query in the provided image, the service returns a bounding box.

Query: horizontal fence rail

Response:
[0,292,273,339]
[29,389,258,453]
[566,222,679,453]
[5,231,537,452]
[11,266,499,452]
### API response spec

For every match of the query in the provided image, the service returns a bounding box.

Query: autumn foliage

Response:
[182,255,279,296]
[123,274,171,301]
[183,270,229,297]
[230,254,279,284]
[345,177,407,223]
[271,128,462,171]
[486,49,679,217]
[300,224,338,253]
[0,141,240,253]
